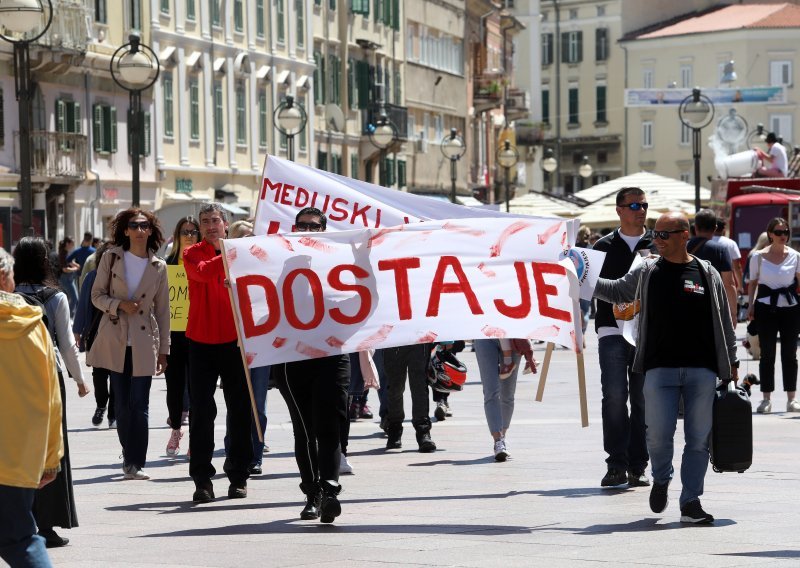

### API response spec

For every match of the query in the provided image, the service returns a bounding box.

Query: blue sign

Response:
[624,87,786,107]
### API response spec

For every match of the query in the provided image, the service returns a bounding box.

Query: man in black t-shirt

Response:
[688,209,737,323]
[594,212,739,525]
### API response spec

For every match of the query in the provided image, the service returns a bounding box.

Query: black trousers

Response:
[165,331,190,428]
[384,344,430,427]
[274,355,350,485]
[188,340,253,486]
[92,367,115,421]
[756,302,800,393]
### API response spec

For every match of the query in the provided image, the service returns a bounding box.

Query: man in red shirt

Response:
[184,203,253,503]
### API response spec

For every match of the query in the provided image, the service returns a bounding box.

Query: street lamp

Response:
[0,0,53,236]
[542,147,557,193]
[747,123,767,150]
[678,88,715,212]
[497,140,519,213]
[440,128,466,204]
[578,155,593,181]
[110,34,160,208]
[274,95,307,162]
[368,113,397,186]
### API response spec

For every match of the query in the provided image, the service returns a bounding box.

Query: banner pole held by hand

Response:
[576,350,589,427]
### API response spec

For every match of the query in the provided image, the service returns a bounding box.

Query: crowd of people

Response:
[2,187,797,565]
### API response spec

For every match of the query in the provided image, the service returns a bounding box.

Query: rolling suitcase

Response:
[710,380,753,473]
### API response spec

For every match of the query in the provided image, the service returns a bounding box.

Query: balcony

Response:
[362,103,409,140]
[505,88,531,122]
[33,0,91,53]
[473,73,504,112]
[13,131,87,181]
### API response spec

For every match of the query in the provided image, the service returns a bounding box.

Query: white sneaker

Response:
[757,399,772,414]
[108,419,117,429]
[181,411,190,426]
[339,454,354,475]
[122,465,150,480]
[787,399,800,412]
[493,438,509,462]
[166,428,183,457]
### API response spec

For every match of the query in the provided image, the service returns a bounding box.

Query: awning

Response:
[296,74,310,89]
[186,51,202,68]
[161,191,194,202]
[234,52,250,75]
[213,57,226,73]
[218,202,249,216]
[256,65,271,80]
[275,69,290,85]
[159,46,176,63]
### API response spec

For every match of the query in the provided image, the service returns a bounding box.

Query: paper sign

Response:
[167,265,190,332]
[562,247,606,301]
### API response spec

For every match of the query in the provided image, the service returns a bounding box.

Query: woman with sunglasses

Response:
[163,217,200,457]
[88,209,170,479]
[746,218,800,413]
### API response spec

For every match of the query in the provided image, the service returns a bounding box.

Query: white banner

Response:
[253,155,578,237]
[223,218,582,368]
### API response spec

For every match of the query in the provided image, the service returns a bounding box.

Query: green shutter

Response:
[542,90,550,123]
[382,0,391,25]
[561,32,569,63]
[329,0,335,9]
[387,157,395,186]
[596,86,606,123]
[356,60,369,109]
[110,107,117,153]
[317,150,328,171]
[143,111,151,156]
[350,153,358,180]
[391,0,399,31]
[56,99,65,132]
[334,56,341,104]
[321,53,327,103]
[93,104,102,152]
[347,58,355,108]
[397,160,406,187]
[577,31,583,63]
[187,0,195,20]
[394,70,401,104]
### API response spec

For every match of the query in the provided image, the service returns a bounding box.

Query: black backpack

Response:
[16,287,60,345]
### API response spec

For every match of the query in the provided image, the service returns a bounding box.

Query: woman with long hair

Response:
[13,236,90,548]
[57,237,80,316]
[164,216,199,457]
[88,209,170,480]
[747,217,800,414]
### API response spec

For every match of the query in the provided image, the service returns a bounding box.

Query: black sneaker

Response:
[600,468,627,488]
[680,500,714,524]
[192,483,215,503]
[627,469,651,487]
[649,481,670,513]
[91,407,106,426]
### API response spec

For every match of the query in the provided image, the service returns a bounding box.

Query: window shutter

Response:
[329,0,335,9]
[350,153,358,179]
[542,90,550,123]
[382,0,391,25]
[56,99,65,133]
[110,107,117,153]
[0,90,5,146]
[394,70,401,104]
[321,54,327,103]
[561,33,569,63]
[143,111,151,156]
[397,160,406,187]
[577,31,583,63]
[334,56,341,104]
[93,104,102,152]
[391,0,399,30]
[347,58,355,108]
[73,102,81,133]
[387,157,395,186]
[356,60,369,109]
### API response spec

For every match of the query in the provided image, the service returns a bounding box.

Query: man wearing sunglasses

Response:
[592,187,655,490]
[594,212,738,524]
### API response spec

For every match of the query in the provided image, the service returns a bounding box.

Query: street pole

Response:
[130,89,141,208]
[450,157,457,204]
[14,41,34,235]
[504,165,510,213]
[693,127,702,212]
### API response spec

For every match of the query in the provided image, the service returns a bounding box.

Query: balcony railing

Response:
[33,1,92,52]
[474,73,504,103]
[362,103,409,140]
[13,131,87,180]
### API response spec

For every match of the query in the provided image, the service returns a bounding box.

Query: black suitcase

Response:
[710,380,753,473]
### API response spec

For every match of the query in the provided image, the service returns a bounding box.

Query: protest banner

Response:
[166,265,189,332]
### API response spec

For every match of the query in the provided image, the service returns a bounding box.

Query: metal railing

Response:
[362,103,409,140]
[13,130,87,180]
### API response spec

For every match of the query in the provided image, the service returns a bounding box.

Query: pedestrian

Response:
[87,208,170,481]
[746,217,800,414]
[73,242,116,428]
[164,216,200,457]
[184,203,253,503]
[591,187,655,489]
[0,246,63,568]
[66,232,96,274]
[713,219,744,296]
[594,212,738,524]
[273,207,350,523]
[57,237,80,316]
[689,210,738,323]
[13,237,90,548]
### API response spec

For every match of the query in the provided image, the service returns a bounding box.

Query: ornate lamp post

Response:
[578,155,593,189]
[274,95,307,162]
[368,113,397,186]
[440,128,466,204]
[678,88,715,212]
[0,0,53,236]
[110,34,160,207]
[542,147,558,193]
[496,140,519,213]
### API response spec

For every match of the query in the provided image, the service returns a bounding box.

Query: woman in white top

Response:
[747,217,800,413]
[89,209,170,480]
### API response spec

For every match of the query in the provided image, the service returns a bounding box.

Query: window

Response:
[397,160,406,188]
[210,0,220,26]
[596,85,607,123]
[394,69,402,104]
[92,104,117,154]
[642,68,654,89]
[189,79,200,140]
[769,114,792,144]
[597,5,605,16]
[407,113,416,140]
[214,82,224,143]
[277,0,285,43]
[236,87,246,145]
[95,0,107,23]
[296,0,304,47]
[186,0,195,20]
[328,54,341,104]
[330,154,342,174]
[569,8,577,19]
[542,89,549,124]
[163,72,174,137]
[347,58,357,108]
[642,121,653,148]
[329,0,336,9]
[317,149,328,171]
[679,172,691,184]
[256,0,264,37]
[350,154,359,179]
[127,111,151,156]
[129,0,142,30]
[234,0,243,32]
[161,0,169,14]
[561,31,582,63]
[56,99,81,134]
[680,123,690,145]
[595,29,608,61]
[680,65,692,88]
[313,50,325,104]
[297,96,307,151]
[568,88,578,124]
[542,33,553,65]
[352,0,369,16]
[770,60,792,87]
[597,150,607,163]
[434,115,443,140]
[258,93,268,148]
[356,60,370,108]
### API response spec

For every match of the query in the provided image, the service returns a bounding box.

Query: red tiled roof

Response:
[636,3,800,39]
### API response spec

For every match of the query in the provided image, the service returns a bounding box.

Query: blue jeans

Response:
[59,273,78,317]
[109,348,152,469]
[644,367,716,507]
[474,339,521,434]
[0,485,52,567]
[598,335,648,472]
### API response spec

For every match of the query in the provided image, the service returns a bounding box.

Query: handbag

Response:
[82,253,116,352]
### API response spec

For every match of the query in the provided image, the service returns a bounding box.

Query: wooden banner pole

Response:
[535,342,555,402]
[576,350,589,427]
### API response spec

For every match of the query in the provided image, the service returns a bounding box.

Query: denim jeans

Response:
[474,339,521,434]
[249,366,269,466]
[109,348,152,469]
[644,367,716,507]
[0,485,52,567]
[598,335,648,472]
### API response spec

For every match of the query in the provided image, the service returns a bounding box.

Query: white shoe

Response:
[339,454,354,475]
[166,428,183,457]
[108,419,117,429]
[493,438,509,462]
[123,465,150,480]
[757,399,772,414]
[787,399,800,412]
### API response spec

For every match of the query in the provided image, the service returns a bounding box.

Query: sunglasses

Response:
[180,229,200,237]
[652,229,686,240]
[771,229,790,237]
[619,202,649,211]
[295,222,324,232]
[128,221,151,231]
